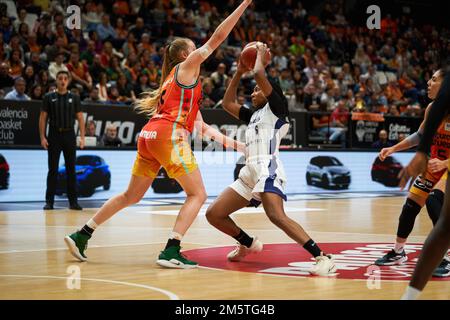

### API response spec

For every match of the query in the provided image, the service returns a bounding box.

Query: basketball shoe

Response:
[157,245,198,269]
[64,231,90,262]
[375,249,407,266]
[227,237,263,262]
[310,253,336,276]
[432,257,450,277]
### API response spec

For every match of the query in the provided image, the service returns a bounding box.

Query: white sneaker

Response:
[310,254,336,276]
[227,237,263,262]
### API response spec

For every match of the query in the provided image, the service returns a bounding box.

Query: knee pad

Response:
[426,189,444,226]
[397,198,422,239]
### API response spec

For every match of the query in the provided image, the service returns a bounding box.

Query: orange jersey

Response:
[150,65,202,133]
[430,115,450,160]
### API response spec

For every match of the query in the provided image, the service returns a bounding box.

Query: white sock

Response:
[394,242,405,253]
[86,219,98,230]
[170,231,183,240]
[401,286,421,300]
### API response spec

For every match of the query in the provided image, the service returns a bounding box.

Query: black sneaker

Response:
[432,258,450,278]
[69,203,83,210]
[375,249,407,266]
[43,203,54,210]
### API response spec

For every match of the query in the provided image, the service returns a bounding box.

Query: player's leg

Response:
[424,174,450,278]
[206,186,263,261]
[155,168,207,269]
[260,192,335,275]
[375,174,432,266]
[64,151,157,262]
[403,175,450,299]
[155,137,207,269]
[65,174,154,261]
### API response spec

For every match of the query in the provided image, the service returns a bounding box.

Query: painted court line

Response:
[0,274,179,300]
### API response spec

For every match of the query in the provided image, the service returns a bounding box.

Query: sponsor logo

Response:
[139,130,157,139]
[184,243,450,281]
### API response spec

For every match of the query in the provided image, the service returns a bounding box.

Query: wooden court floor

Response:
[0,195,449,300]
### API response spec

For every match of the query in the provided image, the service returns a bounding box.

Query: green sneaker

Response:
[156,245,198,269]
[64,231,90,262]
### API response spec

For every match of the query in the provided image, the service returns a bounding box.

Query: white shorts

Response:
[229,164,287,207]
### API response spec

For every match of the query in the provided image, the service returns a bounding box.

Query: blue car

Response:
[56,155,111,197]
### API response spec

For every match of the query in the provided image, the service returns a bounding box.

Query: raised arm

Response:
[222,59,251,119]
[179,0,252,76]
[253,42,273,97]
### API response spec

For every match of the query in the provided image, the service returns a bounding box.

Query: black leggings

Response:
[410,175,450,290]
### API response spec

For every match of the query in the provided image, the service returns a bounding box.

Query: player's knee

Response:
[123,190,143,205]
[397,198,422,238]
[425,189,444,225]
[205,205,218,224]
[266,210,288,227]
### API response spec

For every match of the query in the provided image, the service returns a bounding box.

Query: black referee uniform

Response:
[41,91,81,208]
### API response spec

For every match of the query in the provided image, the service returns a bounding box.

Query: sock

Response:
[401,286,421,300]
[394,242,405,254]
[303,239,322,258]
[233,229,253,248]
[79,219,97,237]
[165,238,181,249]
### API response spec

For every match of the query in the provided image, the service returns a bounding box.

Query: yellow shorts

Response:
[410,169,447,199]
[131,121,198,179]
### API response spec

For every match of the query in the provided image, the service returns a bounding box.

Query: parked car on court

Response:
[371,155,403,187]
[0,154,9,189]
[56,155,111,197]
[306,156,351,189]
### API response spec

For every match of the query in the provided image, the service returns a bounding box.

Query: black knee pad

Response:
[397,198,422,239]
[426,189,445,226]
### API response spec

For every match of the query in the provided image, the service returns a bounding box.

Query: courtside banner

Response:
[0,149,414,202]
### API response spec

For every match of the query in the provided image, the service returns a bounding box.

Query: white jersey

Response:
[230,90,290,204]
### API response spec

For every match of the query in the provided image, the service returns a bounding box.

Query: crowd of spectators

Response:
[0,0,447,122]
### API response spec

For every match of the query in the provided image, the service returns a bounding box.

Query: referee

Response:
[39,70,85,210]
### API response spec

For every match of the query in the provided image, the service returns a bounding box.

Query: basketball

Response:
[240,41,272,69]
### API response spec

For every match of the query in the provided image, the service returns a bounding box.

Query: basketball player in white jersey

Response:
[205,43,336,276]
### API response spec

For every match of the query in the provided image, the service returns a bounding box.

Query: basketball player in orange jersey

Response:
[374,69,450,276]
[64,0,253,269]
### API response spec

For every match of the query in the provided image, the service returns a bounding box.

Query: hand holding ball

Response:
[240,42,272,69]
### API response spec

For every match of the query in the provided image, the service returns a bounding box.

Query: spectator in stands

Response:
[84,87,101,103]
[116,73,135,103]
[4,77,30,100]
[8,49,24,79]
[0,61,14,90]
[80,40,97,66]
[96,72,109,102]
[331,100,349,129]
[97,14,117,42]
[48,52,69,81]
[67,51,93,92]
[371,129,393,149]
[312,103,345,145]
[85,120,100,144]
[100,124,122,147]
[107,86,126,105]
[23,65,35,93]
[30,84,43,100]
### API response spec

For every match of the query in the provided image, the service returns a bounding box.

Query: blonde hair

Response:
[134,38,192,117]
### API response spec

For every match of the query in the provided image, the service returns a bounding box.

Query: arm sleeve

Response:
[417,72,450,153]
[238,106,254,124]
[267,90,289,118]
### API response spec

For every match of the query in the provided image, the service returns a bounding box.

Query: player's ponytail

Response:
[135,38,191,117]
